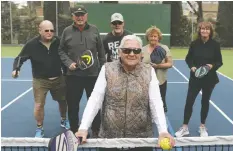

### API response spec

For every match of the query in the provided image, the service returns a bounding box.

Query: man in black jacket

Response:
[12,20,70,138]
[58,5,106,137]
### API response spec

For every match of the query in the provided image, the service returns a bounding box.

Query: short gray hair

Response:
[119,34,143,49]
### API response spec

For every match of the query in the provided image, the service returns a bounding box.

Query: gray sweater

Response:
[58,23,106,76]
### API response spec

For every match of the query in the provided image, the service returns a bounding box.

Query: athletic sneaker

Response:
[175,127,189,137]
[61,119,70,129]
[198,126,208,137]
[35,127,44,138]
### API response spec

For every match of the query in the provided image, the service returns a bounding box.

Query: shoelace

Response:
[179,127,187,132]
[200,127,207,132]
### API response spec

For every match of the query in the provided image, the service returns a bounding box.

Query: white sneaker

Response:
[175,127,189,137]
[198,126,208,137]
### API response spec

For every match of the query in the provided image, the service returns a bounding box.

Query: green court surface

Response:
[1,46,232,79]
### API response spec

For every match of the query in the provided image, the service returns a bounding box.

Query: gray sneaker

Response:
[175,127,189,137]
[198,126,208,137]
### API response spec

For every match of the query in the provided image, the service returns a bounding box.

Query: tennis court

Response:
[1,57,233,150]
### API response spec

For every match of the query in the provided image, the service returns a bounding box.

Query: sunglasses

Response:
[73,12,85,17]
[44,29,54,33]
[112,21,123,25]
[121,48,142,54]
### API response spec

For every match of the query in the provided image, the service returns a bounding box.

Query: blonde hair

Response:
[145,26,163,42]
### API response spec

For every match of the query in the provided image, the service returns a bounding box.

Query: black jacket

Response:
[58,23,106,76]
[13,36,66,78]
[185,38,223,85]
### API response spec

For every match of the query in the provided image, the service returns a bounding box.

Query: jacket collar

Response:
[72,22,90,31]
[36,35,57,43]
[118,58,141,77]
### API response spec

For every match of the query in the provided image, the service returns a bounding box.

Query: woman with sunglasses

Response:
[142,26,173,113]
[75,35,175,151]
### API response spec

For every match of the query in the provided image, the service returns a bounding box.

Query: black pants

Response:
[66,75,101,133]
[159,81,167,112]
[183,79,216,124]
[99,147,153,151]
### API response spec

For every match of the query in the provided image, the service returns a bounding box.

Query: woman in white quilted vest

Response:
[75,35,175,151]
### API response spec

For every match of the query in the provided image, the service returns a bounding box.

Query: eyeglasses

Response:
[44,29,54,33]
[112,21,123,25]
[200,27,210,30]
[121,48,142,54]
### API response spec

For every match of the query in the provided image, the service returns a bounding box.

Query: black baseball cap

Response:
[71,5,87,15]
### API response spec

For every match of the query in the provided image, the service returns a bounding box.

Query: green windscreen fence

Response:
[78,3,171,47]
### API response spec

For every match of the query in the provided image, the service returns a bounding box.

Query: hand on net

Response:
[158,132,175,150]
[75,129,88,145]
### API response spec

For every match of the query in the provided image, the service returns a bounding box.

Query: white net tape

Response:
[99,33,171,36]
[2,136,233,148]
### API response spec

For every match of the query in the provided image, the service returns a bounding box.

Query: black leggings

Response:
[183,79,215,124]
[159,81,167,112]
[66,75,101,133]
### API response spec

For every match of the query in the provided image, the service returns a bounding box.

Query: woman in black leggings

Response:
[175,21,223,137]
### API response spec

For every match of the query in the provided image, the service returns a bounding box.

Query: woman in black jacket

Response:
[175,21,223,137]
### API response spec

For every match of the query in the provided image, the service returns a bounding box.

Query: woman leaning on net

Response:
[175,21,223,137]
[75,34,175,151]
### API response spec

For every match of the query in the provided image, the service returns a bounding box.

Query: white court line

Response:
[3,58,232,80]
[168,82,188,84]
[2,79,32,82]
[173,59,233,81]
[173,59,185,61]
[99,33,171,36]
[172,65,233,125]
[2,79,189,84]
[1,87,33,111]
[1,57,14,59]
[217,71,233,82]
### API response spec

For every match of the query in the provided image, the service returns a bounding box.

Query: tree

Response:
[215,1,233,47]
[43,1,56,29]
[1,1,11,43]
[58,1,70,15]
[163,1,189,46]
[44,1,72,37]
[187,1,203,22]
[1,1,23,44]
[57,2,72,37]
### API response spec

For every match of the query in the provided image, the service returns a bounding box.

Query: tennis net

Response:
[1,136,233,151]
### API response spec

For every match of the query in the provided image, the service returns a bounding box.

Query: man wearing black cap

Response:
[58,5,106,138]
[103,13,133,62]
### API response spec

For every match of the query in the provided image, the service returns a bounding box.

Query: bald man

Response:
[12,20,70,138]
